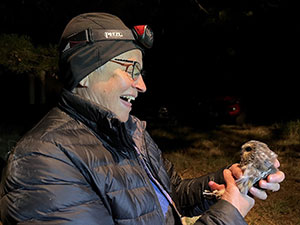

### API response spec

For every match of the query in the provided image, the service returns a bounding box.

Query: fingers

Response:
[274,159,280,168]
[259,180,280,192]
[249,170,283,200]
[208,181,225,191]
[249,187,267,200]
[229,163,243,179]
[226,160,284,202]
[267,170,285,183]
[222,169,255,218]
[257,170,284,193]
[251,170,283,200]
[223,169,236,187]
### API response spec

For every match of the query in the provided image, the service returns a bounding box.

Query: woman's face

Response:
[77,49,146,122]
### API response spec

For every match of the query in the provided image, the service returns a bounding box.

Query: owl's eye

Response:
[245,146,252,152]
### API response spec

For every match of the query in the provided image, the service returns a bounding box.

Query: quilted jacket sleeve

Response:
[194,200,247,225]
[0,139,113,225]
[163,157,221,215]
[164,158,247,224]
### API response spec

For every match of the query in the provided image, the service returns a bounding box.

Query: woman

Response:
[0,12,284,225]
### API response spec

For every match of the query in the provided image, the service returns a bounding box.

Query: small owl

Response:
[203,140,278,198]
[236,140,278,194]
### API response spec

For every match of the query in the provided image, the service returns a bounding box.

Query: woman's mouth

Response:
[120,95,136,108]
[120,95,136,103]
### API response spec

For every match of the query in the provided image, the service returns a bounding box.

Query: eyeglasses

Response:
[110,58,143,81]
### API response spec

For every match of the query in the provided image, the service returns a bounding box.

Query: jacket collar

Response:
[58,89,146,155]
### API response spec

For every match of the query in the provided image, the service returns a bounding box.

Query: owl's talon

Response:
[203,189,225,199]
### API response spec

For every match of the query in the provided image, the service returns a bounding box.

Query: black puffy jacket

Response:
[0,90,246,225]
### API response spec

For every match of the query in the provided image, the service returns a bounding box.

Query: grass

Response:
[149,120,300,225]
[1,120,300,224]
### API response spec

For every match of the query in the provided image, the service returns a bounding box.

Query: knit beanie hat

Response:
[58,12,144,91]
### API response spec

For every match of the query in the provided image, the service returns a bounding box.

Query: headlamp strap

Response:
[62,28,135,52]
[62,26,153,52]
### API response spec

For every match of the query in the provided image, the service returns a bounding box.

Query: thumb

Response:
[223,169,236,187]
[209,181,225,191]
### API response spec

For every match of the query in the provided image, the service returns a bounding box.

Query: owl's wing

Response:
[236,165,262,195]
[236,176,252,195]
[237,166,277,195]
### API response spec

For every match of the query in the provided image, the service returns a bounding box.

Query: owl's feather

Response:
[236,140,278,194]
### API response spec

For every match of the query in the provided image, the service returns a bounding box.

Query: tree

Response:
[0,33,59,104]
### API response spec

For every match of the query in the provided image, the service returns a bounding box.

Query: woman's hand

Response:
[209,169,255,217]
[229,159,285,200]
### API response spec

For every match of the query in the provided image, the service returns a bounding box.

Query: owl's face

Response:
[240,141,259,166]
[240,140,277,167]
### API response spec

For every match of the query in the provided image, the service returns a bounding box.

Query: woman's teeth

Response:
[120,95,135,103]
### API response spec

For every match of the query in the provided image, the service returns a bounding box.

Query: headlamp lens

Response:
[132,25,154,49]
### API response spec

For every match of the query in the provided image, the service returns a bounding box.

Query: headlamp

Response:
[62,25,154,52]
[132,25,154,49]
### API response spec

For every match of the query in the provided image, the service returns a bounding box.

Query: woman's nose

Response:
[132,76,147,93]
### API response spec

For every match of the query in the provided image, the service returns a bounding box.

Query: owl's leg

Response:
[236,176,254,195]
[203,189,225,199]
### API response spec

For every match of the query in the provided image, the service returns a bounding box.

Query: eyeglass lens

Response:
[127,62,142,80]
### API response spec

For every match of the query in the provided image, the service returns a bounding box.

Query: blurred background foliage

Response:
[0,34,58,76]
[0,0,298,125]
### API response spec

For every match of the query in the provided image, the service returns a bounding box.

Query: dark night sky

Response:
[0,0,299,123]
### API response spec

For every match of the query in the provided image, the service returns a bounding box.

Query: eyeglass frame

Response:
[109,58,143,81]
